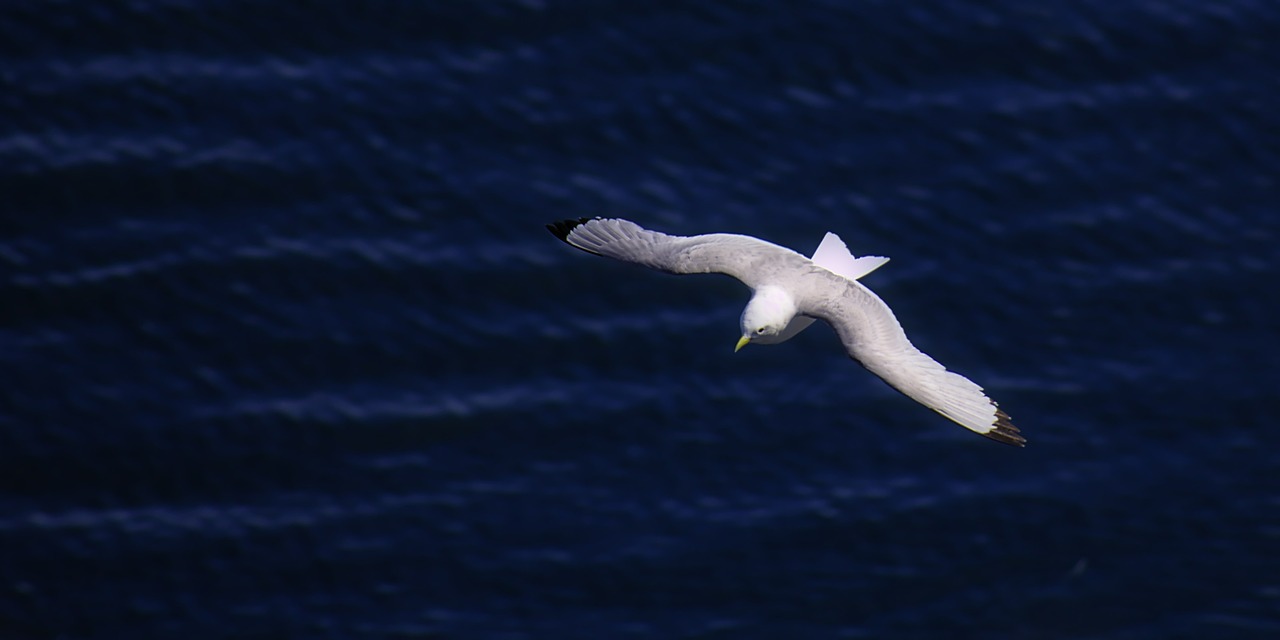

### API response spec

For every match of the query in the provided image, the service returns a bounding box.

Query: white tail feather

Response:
[811,232,888,281]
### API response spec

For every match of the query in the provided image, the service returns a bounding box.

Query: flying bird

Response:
[546,217,1024,447]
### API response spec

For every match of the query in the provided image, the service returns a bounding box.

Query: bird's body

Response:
[546,217,1024,447]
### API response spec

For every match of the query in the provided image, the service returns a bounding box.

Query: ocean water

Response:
[3,1,1279,638]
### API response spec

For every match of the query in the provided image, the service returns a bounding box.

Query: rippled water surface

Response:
[4,1,1280,638]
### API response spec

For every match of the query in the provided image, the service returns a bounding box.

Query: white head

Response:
[736,286,798,352]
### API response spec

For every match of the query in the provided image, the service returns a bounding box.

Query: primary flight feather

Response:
[546,217,1024,447]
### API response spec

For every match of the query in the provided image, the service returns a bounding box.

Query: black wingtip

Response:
[983,407,1026,448]
[545,217,594,243]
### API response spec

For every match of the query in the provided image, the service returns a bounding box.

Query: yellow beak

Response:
[735,335,751,353]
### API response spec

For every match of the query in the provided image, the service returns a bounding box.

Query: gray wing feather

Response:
[547,217,800,289]
[801,274,1025,446]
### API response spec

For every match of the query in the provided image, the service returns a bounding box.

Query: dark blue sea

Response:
[4,1,1279,638]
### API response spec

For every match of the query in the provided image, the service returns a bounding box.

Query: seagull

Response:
[546,217,1024,447]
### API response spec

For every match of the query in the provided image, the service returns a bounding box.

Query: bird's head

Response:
[736,287,797,352]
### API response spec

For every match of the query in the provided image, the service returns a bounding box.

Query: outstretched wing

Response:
[549,217,1024,446]
[801,274,1025,447]
[547,217,803,289]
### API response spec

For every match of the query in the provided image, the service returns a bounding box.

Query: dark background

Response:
[4,1,1279,638]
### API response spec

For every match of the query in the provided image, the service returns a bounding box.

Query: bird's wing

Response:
[547,217,802,289]
[800,273,1024,446]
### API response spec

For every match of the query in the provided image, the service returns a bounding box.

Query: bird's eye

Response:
[756,327,765,334]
